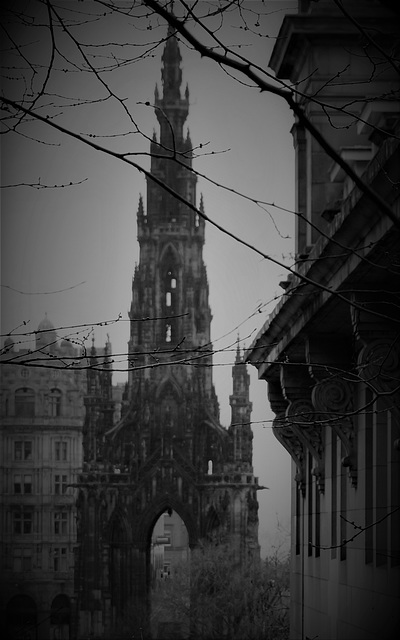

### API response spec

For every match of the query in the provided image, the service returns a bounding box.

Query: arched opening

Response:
[50,594,71,639]
[6,594,37,639]
[149,509,190,639]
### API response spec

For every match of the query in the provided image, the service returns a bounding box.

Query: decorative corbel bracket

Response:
[268,378,307,495]
[280,362,325,493]
[312,378,357,487]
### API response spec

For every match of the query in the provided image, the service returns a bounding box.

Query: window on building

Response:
[13,547,32,572]
[48,389,62,417]
[54,547,68,572]
[14,474,32,494]
[14,440,32,461]
[165,323,172,343]
[54,475,68,495]
[14,475,22,494]
[14,511,33,534]
[54,512,68,535]
[55,441,67,461]
[15,388,35,418]
[24,475,32,494]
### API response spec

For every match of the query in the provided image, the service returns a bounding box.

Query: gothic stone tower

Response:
[75,29,259,639]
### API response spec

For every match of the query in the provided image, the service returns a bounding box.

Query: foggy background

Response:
[1,1,298,557]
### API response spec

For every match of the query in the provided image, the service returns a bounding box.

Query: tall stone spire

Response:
[128,30,214,454]
[75,32,259,637]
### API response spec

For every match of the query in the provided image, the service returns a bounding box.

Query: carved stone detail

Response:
[358,339,399,386]
[312,377,352,414]
[357,339,400,435]
[286,399,325,492]
[312,378,357,487]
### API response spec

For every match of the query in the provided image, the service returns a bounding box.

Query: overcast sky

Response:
[1,0,298,557]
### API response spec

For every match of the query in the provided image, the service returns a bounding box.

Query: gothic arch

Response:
[135,493,199,551]
[155,376,183,403]
[159,242,181,267]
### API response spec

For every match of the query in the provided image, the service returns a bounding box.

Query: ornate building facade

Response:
[247,2,400,639]
[74,30,259,639]
[0,318,85,639]
[0,318,114,639]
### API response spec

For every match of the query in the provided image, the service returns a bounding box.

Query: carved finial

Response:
[199,193,204,213]
[185,82,189,100]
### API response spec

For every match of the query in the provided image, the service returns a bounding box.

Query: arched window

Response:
[48,388,62,417]
[15,388,35,418]
[50,594,70,627]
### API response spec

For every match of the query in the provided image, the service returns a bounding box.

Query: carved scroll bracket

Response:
[280,363,325,493]
[268,379,306,495]
[351,295,400,432]
[357,339,400,432]
[312,377,357,487]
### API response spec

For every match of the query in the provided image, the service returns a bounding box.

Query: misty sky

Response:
[1,0,298,557]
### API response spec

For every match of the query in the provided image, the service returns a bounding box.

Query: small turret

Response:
[229,337,254,470]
